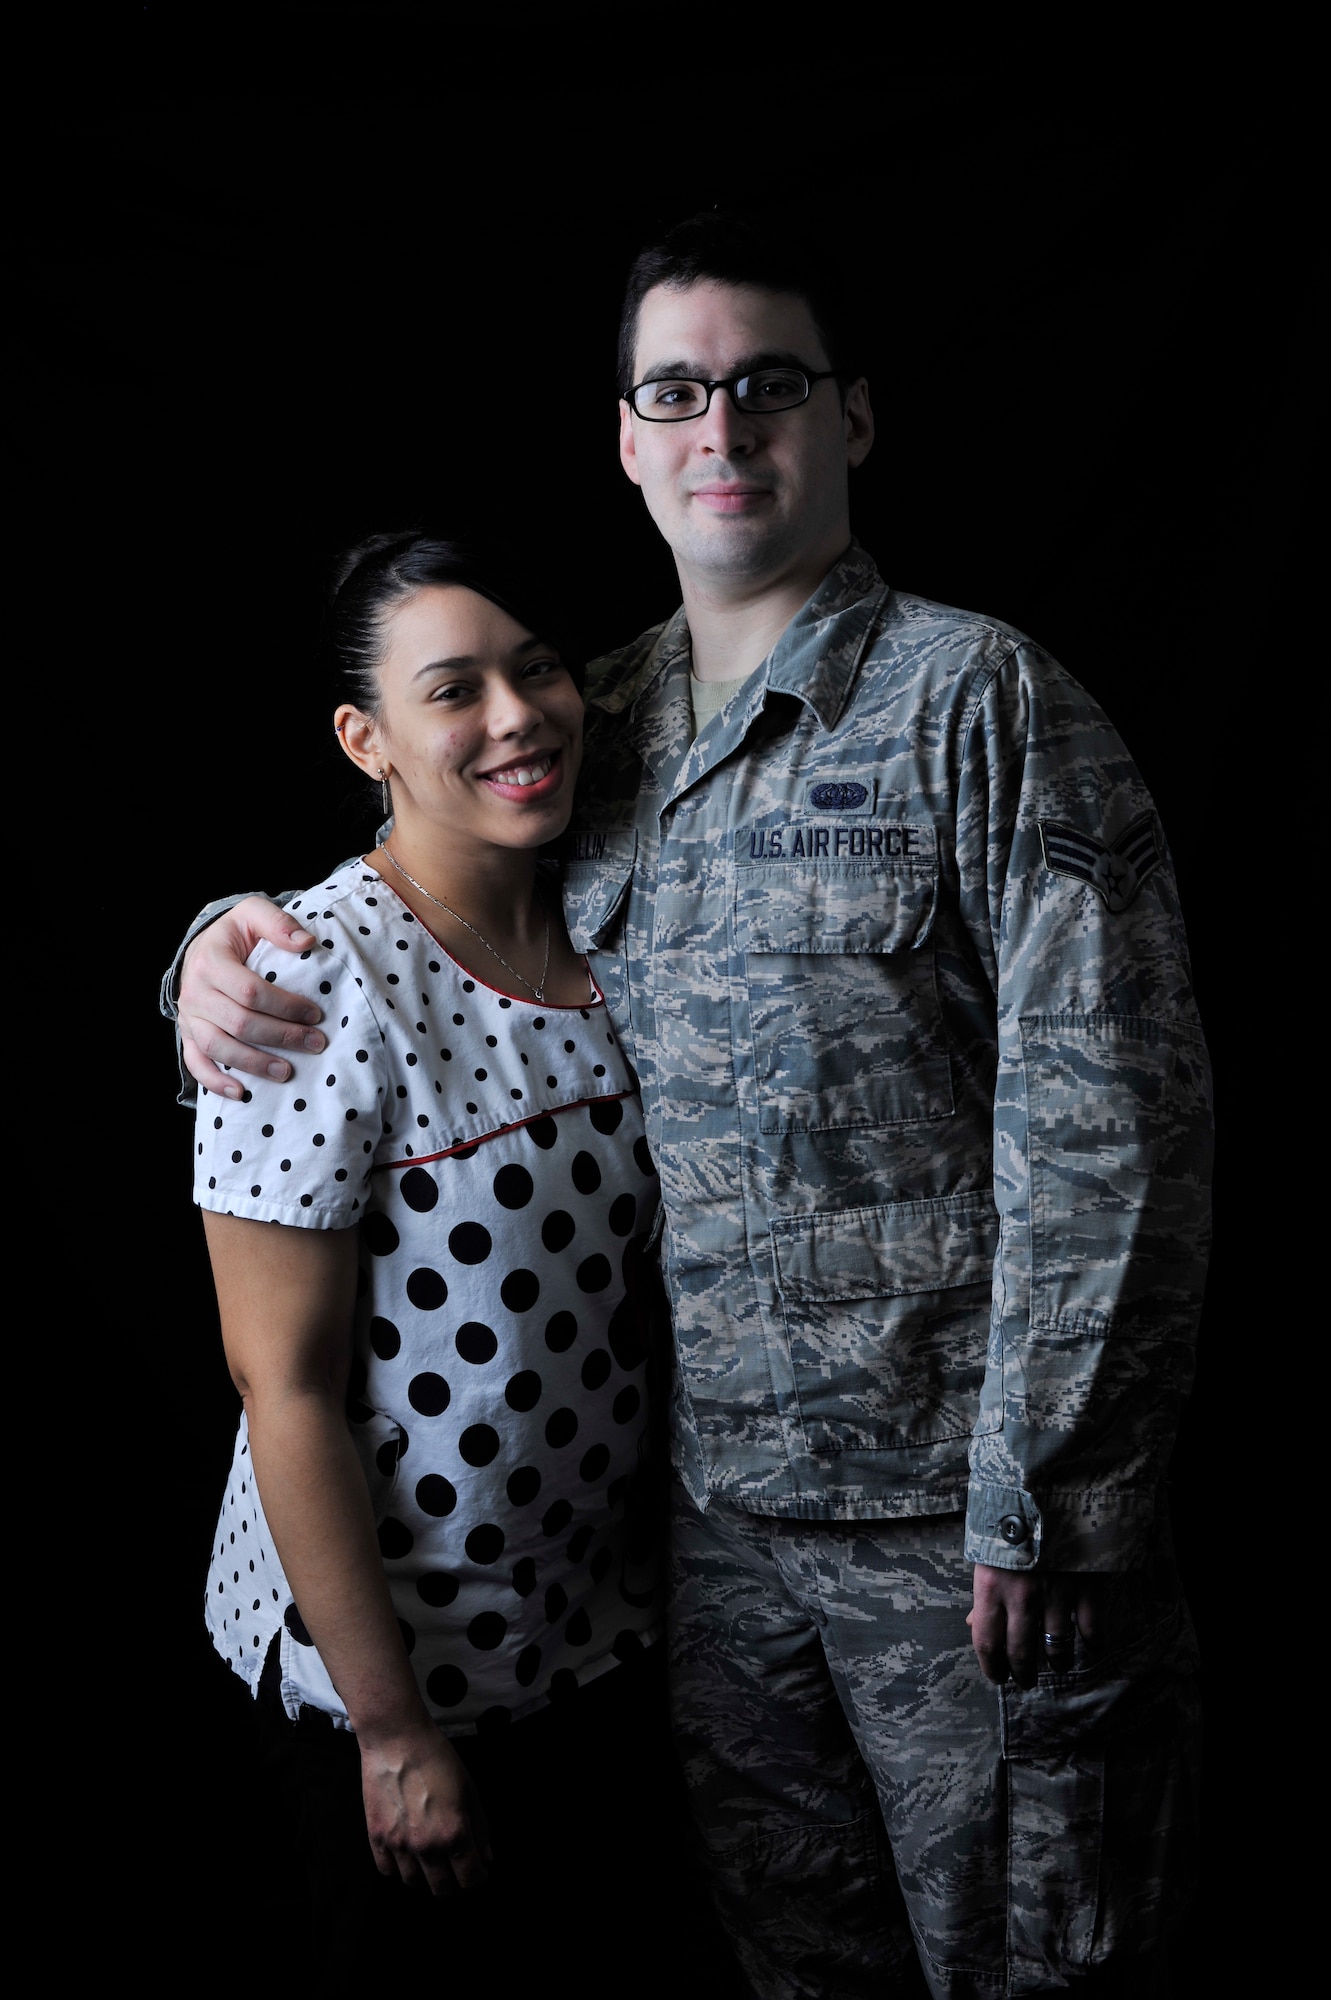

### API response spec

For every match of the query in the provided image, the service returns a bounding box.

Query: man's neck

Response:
[679,549,846,684]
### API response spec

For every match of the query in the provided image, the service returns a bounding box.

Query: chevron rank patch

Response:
[1038,810,1162,912]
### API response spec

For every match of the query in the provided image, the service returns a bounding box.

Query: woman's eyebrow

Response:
[410,638,551,682]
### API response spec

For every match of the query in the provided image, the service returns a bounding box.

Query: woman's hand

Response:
[180,895,325,1094]
[358,1722,492,1896]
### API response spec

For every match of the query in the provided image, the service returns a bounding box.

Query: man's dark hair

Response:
[616,209,861,399]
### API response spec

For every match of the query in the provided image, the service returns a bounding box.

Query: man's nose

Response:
[695,383,757,454]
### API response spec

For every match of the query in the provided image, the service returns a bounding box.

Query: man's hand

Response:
[968,1565,1111,1687]
[180,896,326,1096]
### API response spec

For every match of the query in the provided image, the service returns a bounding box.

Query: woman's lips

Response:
[477,749,564,799]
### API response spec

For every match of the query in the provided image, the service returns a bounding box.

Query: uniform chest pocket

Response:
[735,860,953,1133]
[561,833,638,1055]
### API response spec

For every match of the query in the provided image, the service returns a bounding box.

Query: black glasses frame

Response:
[626,367,840,423]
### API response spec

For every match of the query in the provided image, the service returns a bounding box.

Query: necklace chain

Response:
[378,844,552,1002]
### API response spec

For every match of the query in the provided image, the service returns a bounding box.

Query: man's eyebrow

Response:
[636,348,820,383]
[410,637,549,683]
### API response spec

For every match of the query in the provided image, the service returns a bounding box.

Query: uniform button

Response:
[998,1515,1029,1546]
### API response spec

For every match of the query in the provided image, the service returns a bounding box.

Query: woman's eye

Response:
[522,656,563,680]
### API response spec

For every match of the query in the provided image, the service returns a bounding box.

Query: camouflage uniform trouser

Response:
[669,1488,1200,2000]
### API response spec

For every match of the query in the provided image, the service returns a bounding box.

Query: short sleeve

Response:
[193,939,386,1227]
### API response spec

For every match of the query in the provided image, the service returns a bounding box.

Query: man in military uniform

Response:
[172,215,1210,1997]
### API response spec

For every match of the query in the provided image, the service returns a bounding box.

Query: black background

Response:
[31,11,1313,1986]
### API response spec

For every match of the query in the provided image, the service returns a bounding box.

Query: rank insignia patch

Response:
[1038,811,1162,912]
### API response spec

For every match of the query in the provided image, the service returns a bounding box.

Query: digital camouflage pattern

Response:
[559,544,1212,1571]
[669,1492,1199,1999]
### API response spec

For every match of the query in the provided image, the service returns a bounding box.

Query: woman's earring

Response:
[378,767,391,817]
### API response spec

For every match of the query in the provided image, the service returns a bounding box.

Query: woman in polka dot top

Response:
[193,535,663,1928]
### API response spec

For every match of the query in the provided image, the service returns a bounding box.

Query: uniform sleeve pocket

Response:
[735,861,951,1132]
[1020,1012,1212,1336]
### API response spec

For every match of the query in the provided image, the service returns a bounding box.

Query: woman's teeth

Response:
[493,756,552,787]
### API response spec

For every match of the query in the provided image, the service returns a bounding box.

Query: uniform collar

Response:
[626,542,890,796]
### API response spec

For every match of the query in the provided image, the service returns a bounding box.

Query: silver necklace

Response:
[378,844,551,1002]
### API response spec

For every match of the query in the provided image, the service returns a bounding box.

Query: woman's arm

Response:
[203,1210,490,1894]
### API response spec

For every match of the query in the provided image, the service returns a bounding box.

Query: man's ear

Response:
[334,704,386,779]
[618,400,643,487]
[844,377,874,469]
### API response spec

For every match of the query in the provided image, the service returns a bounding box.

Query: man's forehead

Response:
[633,279,827,376]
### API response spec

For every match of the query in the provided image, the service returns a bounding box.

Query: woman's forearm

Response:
[243,1382,427,1741]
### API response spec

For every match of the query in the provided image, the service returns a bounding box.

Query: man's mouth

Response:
[690,483,774,513]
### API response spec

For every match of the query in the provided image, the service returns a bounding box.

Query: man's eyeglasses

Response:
[626,366,839,423]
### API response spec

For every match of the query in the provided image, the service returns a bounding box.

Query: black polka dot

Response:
[547,1668,580,1703]
[361,1213,401,1257]
[545,1312,577,1353]
[465,1523,505,1565]
[500,1268,540,1313]
[493,1164,534,1209]
[467,1612,507,1652]
[408,1373,451,1416]
[589,1099,624,1134]
[545,1407,578,1449]
[544,1584,567,1623]
[608,1295,649,1370]
[458,1424,500,1467]
[415,1475,458,1517]
[580,1348,611,1390]
[511,1557,537,1597]
[571,1152,601,1194]
[417,1572,459,1608]
[541,1210,575,1253]
[449,1221,492,1264]
[525,1116,559,1151]
[515,1644,542,1687]
[507,1466,541,1506]
[634,1136,654,1176]
[567,1525,594,1564]
[400,1167,439,1212]
[284,1602,315,1647]
[612,1385,641,1425]
[579,1443,611,1483]
[397,1618,417,1654]
[369,1317,401,1359]
[576,1254,612,1293]
[378,1517,415,1558]
[376,1437,403,1477]
[565,1608,592,1647]
[456,1322,498,1364]
[542,1499,573,1537]
[505,1370,542,1412]
[427,1663,468,1707]
[406,1267,448,1310]
[607,1193,637,1237]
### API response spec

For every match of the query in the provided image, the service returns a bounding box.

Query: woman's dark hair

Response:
[329,530,579,714]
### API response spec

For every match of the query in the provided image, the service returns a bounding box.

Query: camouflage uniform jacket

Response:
[560,544,1212,1572]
